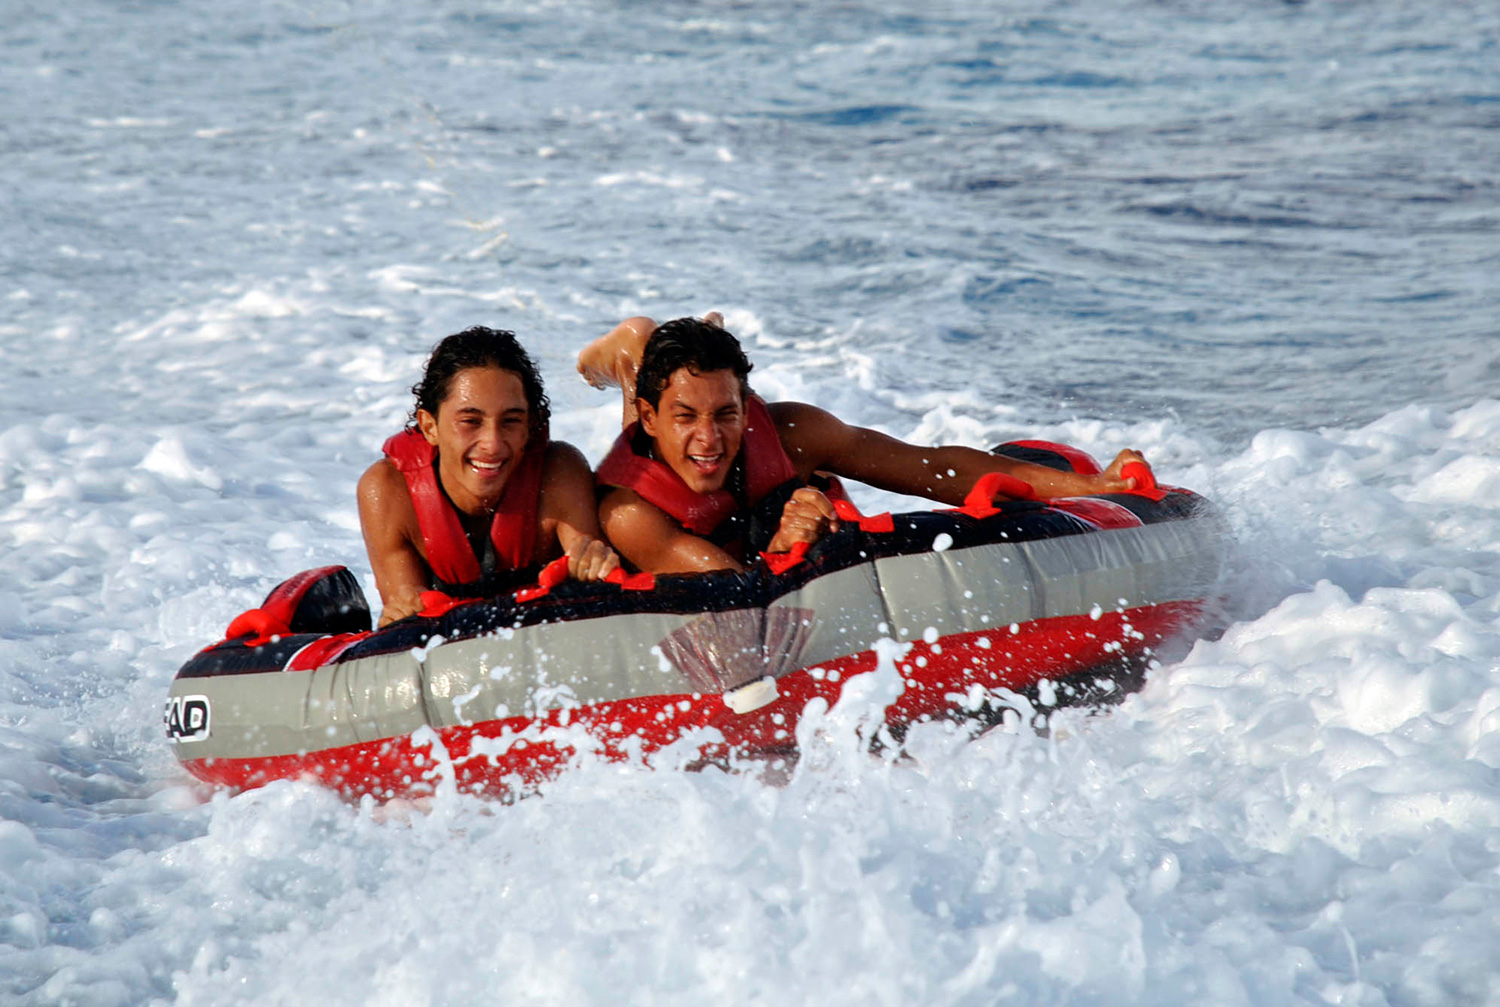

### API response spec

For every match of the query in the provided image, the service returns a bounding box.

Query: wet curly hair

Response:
[408,326,550,435]
[634,317,753,409]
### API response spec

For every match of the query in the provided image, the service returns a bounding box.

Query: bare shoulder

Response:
[766,400,852,476]
[765,399,834,425]
[539,441,597,508]
[538,440,601,535]
[541,439,592,479]
[767,400,848,439]
[356,458,419,550]
[357,458,410,511]
[598,485,649,525]
[599,486,676,547]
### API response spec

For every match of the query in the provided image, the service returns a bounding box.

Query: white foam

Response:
[139,435,225,491]
[6,4,1500,1002]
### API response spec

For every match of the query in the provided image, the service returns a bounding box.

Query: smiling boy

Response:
[358,327,618,626]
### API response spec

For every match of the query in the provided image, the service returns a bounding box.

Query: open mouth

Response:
[687,452,724,476]
[467,458,509,480]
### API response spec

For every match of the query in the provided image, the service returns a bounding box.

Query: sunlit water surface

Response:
[2,2,1499,1004]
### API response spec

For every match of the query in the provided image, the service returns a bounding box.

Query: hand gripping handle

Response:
[1120,461,1168,502]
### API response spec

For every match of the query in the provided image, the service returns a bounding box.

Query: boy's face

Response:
[417,366,530,514]
[638,367,747,495]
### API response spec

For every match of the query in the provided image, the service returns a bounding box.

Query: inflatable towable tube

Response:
[165,443,1226,800]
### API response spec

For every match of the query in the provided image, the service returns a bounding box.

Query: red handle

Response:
[1120,461,1168,501]
[760,498,895,576]
[417,591,465,618]
[831,498,895,533]
[605,567,657,591]
[224,607,291,645]
[761,539,810,576]
[517,557,657,602]
[961,471,1037,518]
[514,557,571,603]
[538,556,570,590]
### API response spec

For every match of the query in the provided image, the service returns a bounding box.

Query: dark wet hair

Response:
[408,326,550,434]
[634,317,753,410]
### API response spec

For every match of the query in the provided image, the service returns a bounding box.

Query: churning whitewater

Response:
[2,1,1498,1004]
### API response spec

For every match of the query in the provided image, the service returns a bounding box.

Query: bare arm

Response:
[538,442,620,581]
[577,312,724,429]
[599,487,746,574]
[576,316,655,428]
[769,401,1149,503]
[356,460,429,627]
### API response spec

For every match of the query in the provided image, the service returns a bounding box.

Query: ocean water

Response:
[3,1,1499,1004]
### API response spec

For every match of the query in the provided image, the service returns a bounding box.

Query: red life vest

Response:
[597,397,798,537]
[381,427,547,588]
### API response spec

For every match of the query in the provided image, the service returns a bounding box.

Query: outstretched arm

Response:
[356,460,430,627]
[577,313,723,429]
[769,401,1149,504]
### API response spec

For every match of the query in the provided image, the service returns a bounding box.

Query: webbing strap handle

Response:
[224,608,291,647]
[760,498,892,575]
[760,539,810,576]
[515,556,655,603]
[1121,461,1169,502]
[417,591,465,618]
[606,566,658,592]
[831,498,894,533]
[961,471,1038,518]
[514,556,570,602]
